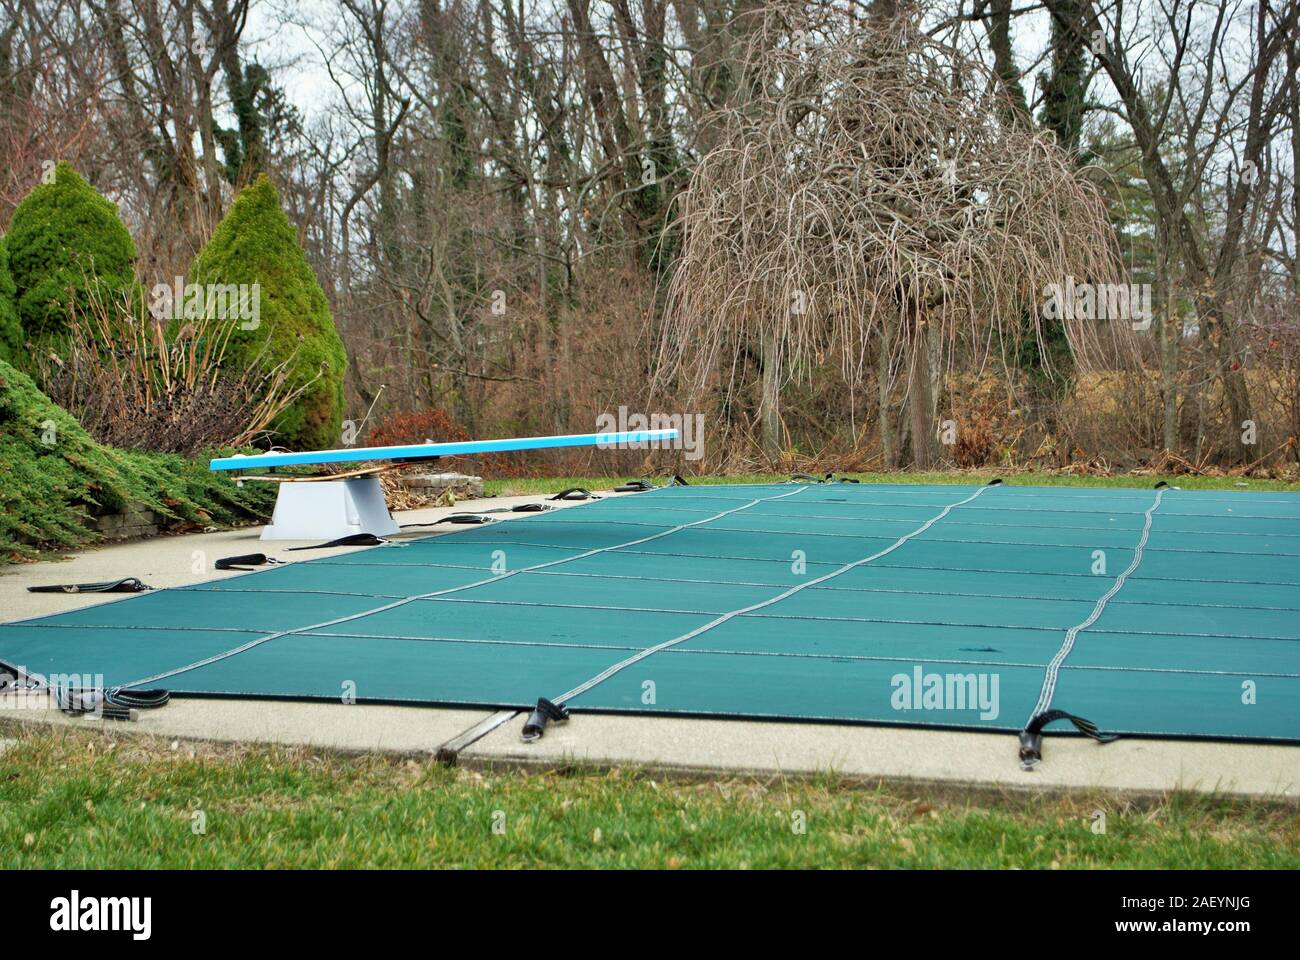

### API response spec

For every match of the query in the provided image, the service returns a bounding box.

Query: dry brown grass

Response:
[37,282,308,455]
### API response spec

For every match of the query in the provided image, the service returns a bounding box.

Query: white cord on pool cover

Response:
[1026,487,1165,722]
[117,485,814,689]
[553,484,992,705]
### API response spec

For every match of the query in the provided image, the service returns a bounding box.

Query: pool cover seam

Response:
[627,499,1300,520]
[626,488,1300,518]
[637,484,1299,506]
[571,506,1300,539]
[1028,488,1165,722]
[182,581,1300,614]
[23,615,1300,645]
[379,532,1300,563]
[550,484,992,706]
[279,632,1300,677]
[439,518,1300,558]
[113,485,813,690]
[13,619,1294,679]
[526,508,1300,540]
[304,552,1300,588]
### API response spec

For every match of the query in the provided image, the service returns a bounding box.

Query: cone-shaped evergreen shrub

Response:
[189,175,345,450]
[6,163,136,341]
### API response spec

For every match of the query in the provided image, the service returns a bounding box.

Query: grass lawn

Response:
[1,723,1296,869]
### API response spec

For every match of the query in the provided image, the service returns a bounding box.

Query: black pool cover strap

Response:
[614,480,656,492]
[520,697,570,742]
[791,473,860,484]
[1019,709,1117,769]
[549,487,599,501]
[401,514,494,527]
[215,554,282,571]
[56,685,171,722]
[108,688,171,709]
[27,578,153,595]
[401,505,554,529]
[287,533,389,551]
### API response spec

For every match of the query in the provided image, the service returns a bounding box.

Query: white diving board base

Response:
[261,477,400,541]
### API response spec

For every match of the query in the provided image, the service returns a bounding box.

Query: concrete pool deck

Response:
[2,491,1296,800]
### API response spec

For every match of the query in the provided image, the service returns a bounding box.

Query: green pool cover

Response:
[2,482,1297,751]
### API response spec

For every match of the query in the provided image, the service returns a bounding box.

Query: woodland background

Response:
[1,0,1296,477]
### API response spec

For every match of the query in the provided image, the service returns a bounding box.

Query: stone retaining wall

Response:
[92,505,165,541]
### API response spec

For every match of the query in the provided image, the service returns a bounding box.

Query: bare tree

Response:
[659,5,1122,466]
[1044,0,1298,461]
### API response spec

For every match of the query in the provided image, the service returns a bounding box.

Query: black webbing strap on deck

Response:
[0,658,30,694]
[614,479,656,492]
[1019,709,1117,769]
[27,578,153,595]
[520,697,570,742]
[56,686,171,722]
[287,533,389,551]
[109,688,171,712]
[401,513,494,528]
[791,473,860,484]
[215,554,283,571]
[549,487,600,501]
[400,503,557,530]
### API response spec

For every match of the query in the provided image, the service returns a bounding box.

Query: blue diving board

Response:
[210,429,680,472]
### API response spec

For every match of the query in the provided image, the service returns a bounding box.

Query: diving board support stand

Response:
[261,476,400,541]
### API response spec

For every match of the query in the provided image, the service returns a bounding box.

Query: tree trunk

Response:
[1178,329,1205,455]
[1156,234,1178,453]
[1199,298,1254,462]
[877,326,895,468]
[759,333,781,463]
[906,314,936,468]
[1160,296,1179,454]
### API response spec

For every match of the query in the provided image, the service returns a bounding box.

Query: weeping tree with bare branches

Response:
[658,4,1129,467]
